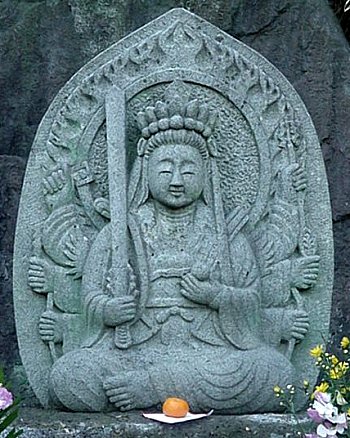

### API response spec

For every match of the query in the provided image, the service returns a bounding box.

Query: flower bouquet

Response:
[274,337,350,437]
[304,338,350,437]
[0,368,22,438]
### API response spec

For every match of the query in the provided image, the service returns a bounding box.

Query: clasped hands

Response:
[180,273,221,309]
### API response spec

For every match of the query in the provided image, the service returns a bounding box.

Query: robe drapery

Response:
[50,200,296,412]
[49,138,300,413]
[81,200,263,352]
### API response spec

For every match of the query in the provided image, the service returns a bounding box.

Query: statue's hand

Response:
[180,273,220,308]
[28,256,54,294]
[281,309,309,342]
[39,310,63,343]
[276,163,306,203]
[103,296,136,327]
[94,197,110,219]
[43,167,72,211]
[291,255,320,289]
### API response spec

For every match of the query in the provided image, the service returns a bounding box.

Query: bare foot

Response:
[103,370,159,411]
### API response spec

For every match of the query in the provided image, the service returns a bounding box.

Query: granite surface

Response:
[13,7,332,414]
[0,0,349,412]
[15,408,312,438]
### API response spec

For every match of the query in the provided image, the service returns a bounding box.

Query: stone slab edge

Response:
[14,408,312,438]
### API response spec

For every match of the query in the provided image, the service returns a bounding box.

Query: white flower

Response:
[335,390,347,406]
[316,424,336,437]
[313,399,338,421]
[316,420,347,437]
[309,392,348,437]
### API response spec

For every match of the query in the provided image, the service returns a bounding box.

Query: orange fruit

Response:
[162,397,190,418]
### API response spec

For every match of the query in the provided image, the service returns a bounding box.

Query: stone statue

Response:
[14,9,333,413]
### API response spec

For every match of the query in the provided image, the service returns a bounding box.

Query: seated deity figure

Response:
[49,91,302,414]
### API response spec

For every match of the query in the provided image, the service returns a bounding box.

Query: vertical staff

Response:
[106,87,131,349]
[33,227,58,362]
[281,121,306,360]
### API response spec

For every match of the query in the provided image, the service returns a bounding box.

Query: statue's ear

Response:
[94,197,111,219]
[210,260,222,283]
[202,186,210,205]
[202,167,211,205]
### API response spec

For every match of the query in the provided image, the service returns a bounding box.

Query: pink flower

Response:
[314,392,331,404]
[0,386,13,410]
[316,418,347,437]
[312,412,347,437]
[307,391,348,437]
[312,392,342,423]
[307,407,324,424]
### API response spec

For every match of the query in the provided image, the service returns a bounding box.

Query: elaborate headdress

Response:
[136,80,218,158]
[128,81,218,210]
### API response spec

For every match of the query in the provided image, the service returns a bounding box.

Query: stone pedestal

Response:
[16,409,312,438]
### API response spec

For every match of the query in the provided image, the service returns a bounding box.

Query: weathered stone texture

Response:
[15,5,332,412]
[231,0,350,345]
[0,0,349,403]
[15,408,312,438]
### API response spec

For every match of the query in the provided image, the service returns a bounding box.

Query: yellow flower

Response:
[329,362,349,380]
[311,381,329,399]
[341,337,350,349]
[330,369,340,379]
[341,361,348,371]
[316,381,329,393]
[331,355,339,365]
[303,380,309,388]
[273,385,281,394]
[310,345,324,358]
[347,407,350,416]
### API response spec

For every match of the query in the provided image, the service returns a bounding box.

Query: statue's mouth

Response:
[169,188,185,196]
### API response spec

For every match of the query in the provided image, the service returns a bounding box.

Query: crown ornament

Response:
[136,81,218,142]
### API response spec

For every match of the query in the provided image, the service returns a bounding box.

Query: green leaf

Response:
[0,400,18,417]
[0,367,5,385]
[6,428,23,437]
[0,408,19,433]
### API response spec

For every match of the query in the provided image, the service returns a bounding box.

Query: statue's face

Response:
[148,144,205,209]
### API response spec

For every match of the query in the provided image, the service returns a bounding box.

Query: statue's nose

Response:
[169,169,184,187]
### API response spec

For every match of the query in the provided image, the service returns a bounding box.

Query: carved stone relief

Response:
[13,9,333,413]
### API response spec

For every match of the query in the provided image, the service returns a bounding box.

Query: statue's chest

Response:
[143,217,199,274]
[133,213,225,348]
[141,218,215,307]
